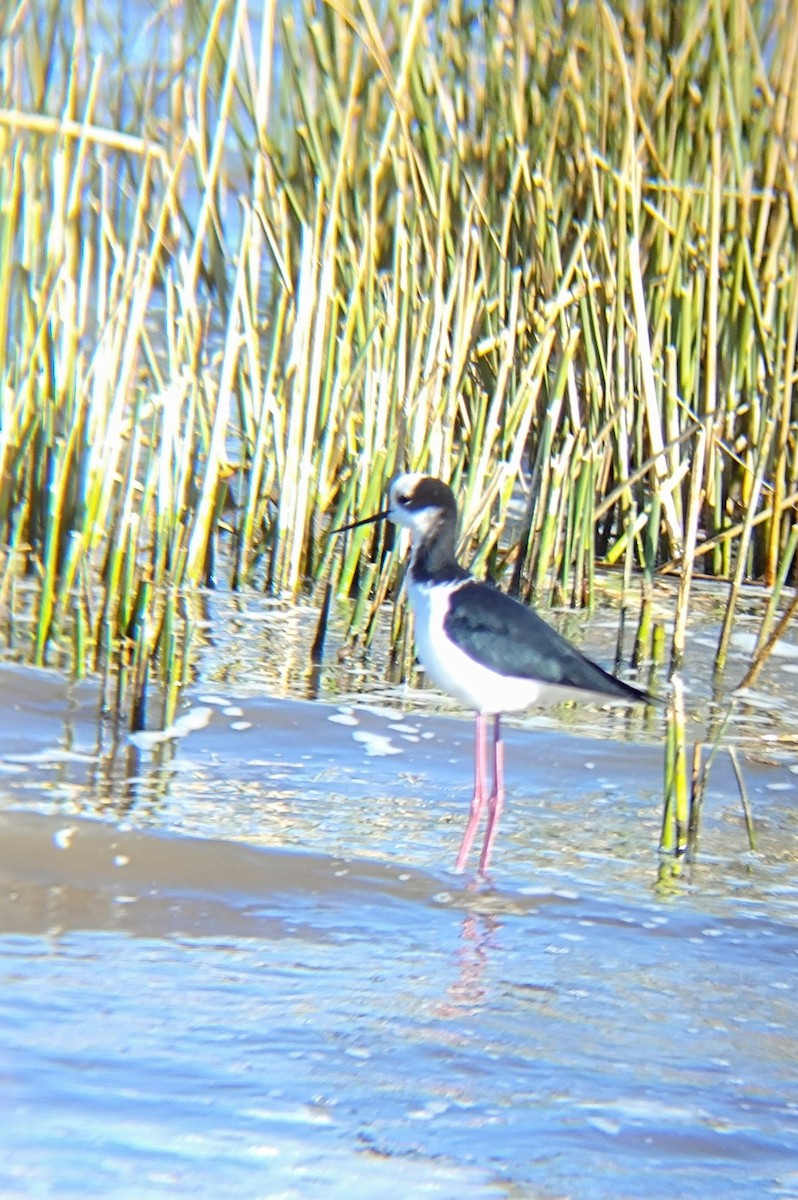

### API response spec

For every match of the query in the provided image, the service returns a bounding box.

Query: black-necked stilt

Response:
[335,474,655,873]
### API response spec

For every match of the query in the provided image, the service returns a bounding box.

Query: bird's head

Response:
[332,474,457,542]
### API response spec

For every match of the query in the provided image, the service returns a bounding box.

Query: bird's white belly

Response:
[408,580,543,714]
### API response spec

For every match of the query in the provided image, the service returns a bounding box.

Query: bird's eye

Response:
[397,493,411,507]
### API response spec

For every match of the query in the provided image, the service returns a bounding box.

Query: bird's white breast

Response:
[407,579,544,714]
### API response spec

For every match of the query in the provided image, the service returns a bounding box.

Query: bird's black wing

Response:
[444,580,653,702]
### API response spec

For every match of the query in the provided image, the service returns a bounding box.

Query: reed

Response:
[660,675,689,864]
[0,0,795,726]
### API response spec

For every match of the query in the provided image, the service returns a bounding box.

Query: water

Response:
[1,640,798,1199]
[9,0,798,1187]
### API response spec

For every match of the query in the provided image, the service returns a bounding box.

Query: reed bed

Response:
[0,0,797,758]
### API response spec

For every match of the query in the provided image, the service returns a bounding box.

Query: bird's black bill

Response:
[330,508,391,535]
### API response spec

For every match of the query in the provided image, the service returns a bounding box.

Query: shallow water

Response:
[1,642,798,1199]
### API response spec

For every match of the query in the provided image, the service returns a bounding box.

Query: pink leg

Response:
[455,712,490,871]
[479,715,504,874]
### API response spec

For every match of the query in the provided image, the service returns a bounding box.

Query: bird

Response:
[334,474,656,874]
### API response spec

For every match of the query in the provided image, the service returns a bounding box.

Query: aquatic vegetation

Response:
[0,0,796,793]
